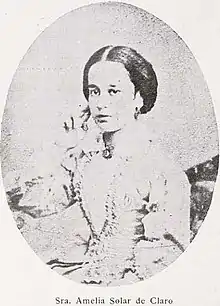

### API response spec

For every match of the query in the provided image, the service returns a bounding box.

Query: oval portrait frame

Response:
[0,1,219,287]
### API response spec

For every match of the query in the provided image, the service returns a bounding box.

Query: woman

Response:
[51,45,190,286]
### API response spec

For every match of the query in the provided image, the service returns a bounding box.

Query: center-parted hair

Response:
[83,45,158,114]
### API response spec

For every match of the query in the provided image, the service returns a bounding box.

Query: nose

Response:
[97,105,103,111]
[96,97,108,111]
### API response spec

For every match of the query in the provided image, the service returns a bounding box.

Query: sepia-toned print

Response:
[1,2,218,286]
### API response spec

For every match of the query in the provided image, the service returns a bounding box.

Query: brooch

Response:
[102,145,114,159]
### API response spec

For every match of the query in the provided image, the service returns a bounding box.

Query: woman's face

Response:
[87,61,139,133]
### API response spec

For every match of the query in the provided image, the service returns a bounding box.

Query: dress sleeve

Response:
[130,151,190,279]
[136,153,190,250]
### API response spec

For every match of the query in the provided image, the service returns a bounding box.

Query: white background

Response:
[0,0,220,305]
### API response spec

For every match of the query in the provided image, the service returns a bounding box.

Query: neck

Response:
[102,130,118,147]
[102,121,140,149]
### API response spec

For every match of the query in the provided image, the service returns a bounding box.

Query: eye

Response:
[108,88,121,96]
[89,87,100,97]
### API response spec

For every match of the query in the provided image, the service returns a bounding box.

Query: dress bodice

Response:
[81,152,121,233]
[59,122,190,285]
[5,118,191,286]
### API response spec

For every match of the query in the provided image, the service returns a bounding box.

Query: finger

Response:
[71,116,75,129]
[80,106,90,121]
[62,184,70,201]
[64,122,69,132]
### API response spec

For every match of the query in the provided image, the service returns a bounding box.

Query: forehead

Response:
[88,61,132,87]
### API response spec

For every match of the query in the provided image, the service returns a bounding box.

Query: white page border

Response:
[0,1,219,305]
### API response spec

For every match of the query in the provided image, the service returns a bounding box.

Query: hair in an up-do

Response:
[83,45,158,114]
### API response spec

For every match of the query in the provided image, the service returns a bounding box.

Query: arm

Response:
[4,116,83,222]
[137,154,190,250]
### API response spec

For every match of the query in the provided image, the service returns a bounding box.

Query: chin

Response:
[98,123,121,133]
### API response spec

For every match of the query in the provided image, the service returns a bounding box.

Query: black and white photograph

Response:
[0,1,219,287]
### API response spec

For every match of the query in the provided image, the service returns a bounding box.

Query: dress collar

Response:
[78,118,155,159]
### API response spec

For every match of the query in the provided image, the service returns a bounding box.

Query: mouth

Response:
[95,114,111,119]
[95,114,111,123]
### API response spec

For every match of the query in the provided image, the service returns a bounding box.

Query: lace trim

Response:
[69,151,148,284]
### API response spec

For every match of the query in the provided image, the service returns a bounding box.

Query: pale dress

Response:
[4,120,190,286]
[52,121,190,286]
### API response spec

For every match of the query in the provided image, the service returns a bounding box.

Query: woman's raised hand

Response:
[60,116,80,152]
[63,116,75,133]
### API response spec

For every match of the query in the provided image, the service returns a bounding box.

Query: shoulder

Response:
[131,125,190,198]
[148,143,190,194]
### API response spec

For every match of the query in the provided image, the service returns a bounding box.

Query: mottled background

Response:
[0,2,219,259]
[1,2,218,175]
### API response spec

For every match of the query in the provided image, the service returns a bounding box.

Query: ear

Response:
[133,91,143,110]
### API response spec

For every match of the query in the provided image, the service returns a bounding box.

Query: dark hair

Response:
[83,45,158,115]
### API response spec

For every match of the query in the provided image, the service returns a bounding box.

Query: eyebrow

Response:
[88,84,99,88]
[88,84,117,88]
